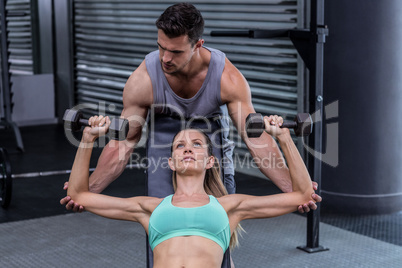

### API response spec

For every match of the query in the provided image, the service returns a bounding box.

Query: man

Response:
[61,3,320,268]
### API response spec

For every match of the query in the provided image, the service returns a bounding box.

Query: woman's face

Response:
[169,129,213,174]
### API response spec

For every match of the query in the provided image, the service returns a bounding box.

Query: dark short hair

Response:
[156,3,204,46]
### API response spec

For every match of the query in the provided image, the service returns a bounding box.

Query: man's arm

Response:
[61,60,153,211]
[221,58,292,191]
[221,58,319,212]
[89,61,152,193]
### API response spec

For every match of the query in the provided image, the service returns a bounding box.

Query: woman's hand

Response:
[82,115,111,143]
[263,115,290,139]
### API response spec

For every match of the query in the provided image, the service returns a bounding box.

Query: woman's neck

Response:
[174,173,206,196]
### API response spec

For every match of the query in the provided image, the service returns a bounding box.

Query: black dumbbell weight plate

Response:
[0,148,12,208]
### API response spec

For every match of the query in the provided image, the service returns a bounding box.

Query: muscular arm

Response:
[88,61,153,193]
[67,117,157,225]
[221,123,316,228]
[221,58,293,193]
[67,142,136,221]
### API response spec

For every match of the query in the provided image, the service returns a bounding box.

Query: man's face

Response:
[157,30,199,74]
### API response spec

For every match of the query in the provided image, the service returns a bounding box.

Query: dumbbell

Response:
[246,113,313,138]
[63,109,129,141]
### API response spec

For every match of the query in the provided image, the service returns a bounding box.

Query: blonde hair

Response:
[171,128,244,250]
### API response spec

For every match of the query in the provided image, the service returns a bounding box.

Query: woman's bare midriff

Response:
[153,236,224,268]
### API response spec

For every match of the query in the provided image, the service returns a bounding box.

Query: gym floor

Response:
[0,124,401,266]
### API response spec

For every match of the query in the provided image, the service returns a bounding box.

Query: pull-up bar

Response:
[211,29,289,39]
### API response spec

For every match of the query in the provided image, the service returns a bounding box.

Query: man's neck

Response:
[168,47,208,81]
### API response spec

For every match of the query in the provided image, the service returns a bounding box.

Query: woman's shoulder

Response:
[216,194,243,210]
[130,196,165,214]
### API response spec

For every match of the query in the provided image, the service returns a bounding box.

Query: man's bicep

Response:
[121,61,153,143]
[121,104,148,143]
[222,59,255,134]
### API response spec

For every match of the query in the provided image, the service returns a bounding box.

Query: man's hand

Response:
[297,182,322,213]
[60,182,85,212]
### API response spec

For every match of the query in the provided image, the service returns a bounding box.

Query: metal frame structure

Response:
[0,0,24,151]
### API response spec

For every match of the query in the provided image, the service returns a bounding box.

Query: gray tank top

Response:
[146,47,225,118]
[146,46,234,171]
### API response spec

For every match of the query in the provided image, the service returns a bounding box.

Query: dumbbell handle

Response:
[246,113,313,138]
[78,118,89,127]
[76,117,111,129]
[281,121,297,129]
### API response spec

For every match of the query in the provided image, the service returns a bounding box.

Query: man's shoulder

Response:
[204,46,225,56]
[221,58,244,87]
[123,61,153,107]
[220,58,251,103]
[145,49,159,58]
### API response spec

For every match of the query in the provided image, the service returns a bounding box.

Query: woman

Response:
[67,114,319,268]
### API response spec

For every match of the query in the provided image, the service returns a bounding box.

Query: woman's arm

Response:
[225,115,318,223]
[66,115,153,223]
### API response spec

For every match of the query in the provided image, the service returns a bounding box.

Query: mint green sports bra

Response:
[148,194,231,252]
